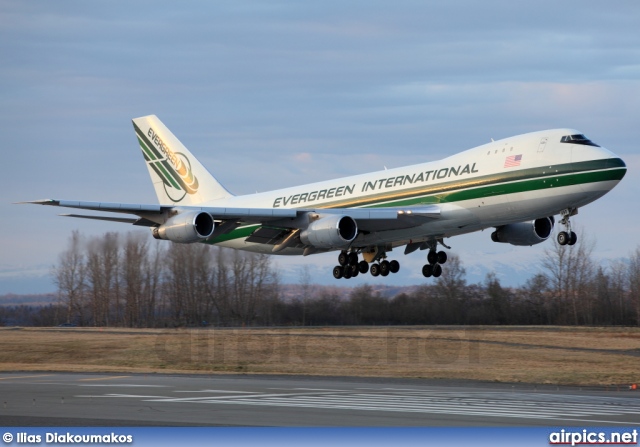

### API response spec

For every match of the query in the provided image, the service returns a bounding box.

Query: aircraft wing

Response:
[311,206,440,232]
[20,199,440,235]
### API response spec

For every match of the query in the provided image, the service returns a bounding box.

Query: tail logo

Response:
[135,125,200,202]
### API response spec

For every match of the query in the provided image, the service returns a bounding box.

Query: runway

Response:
[1,373,639,426]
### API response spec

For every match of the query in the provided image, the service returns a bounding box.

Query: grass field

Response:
[1,326,639,386]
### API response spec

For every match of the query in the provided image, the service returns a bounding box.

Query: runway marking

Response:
[77,394,169,399]
[150,391,347,402]
[294,388,347,392]
[79,384,167,387]
[74,386,640,424]
[78,375,130,382]
[194,394,640,422]
[174,390,256,394]
[0,374,54,381]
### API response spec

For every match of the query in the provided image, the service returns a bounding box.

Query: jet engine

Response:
[491,217,554,246]
[300,215,357,249]
[152,211,215,243]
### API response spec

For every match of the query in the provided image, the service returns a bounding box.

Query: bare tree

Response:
[52,230,86,324]
[299,265,312,326]
[230,251,273,325]
[206,248,277,326]
[86,232,119,326]
[541,230,595,324]
[164,243,214,326]
[629,246,640,326]
[141,239,164,326]
[120,232,149,327]
[484,272,512,324]
[519,273,551,324]
[433,254,468,323]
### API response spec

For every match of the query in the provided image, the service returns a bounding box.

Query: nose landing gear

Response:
[557,208,578,246]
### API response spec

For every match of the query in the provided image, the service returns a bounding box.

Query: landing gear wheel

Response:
[370,263,381,277]
[343,266,352,279]
[380,260,390,277]
[338,251,348,266]
[557,231,569,246]
[422,264,433,278]
[437,251,448,264]
[558,208,578,247]
[350,264,359,277]
[432,264,443,278]
[389,260,400,273]
[358,260,369,274]
[427,250,438,265]
[348,252,359,265]
[332,266,343,279]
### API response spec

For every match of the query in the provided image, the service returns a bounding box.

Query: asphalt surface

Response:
[0,372,639,426]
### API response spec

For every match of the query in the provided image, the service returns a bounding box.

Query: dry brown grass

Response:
[1,326,639,386]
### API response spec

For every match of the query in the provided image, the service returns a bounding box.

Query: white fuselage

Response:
[202,128,624,255]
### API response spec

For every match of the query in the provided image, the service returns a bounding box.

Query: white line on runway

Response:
[78,384,168,387]
[74,386,640,425]
[174,390,256,393]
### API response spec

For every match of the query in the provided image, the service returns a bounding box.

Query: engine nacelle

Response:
[300,215,358,249]
[152,211,215,243]
[491,217,554,246]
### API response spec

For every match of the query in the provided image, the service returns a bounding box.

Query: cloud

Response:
[292,152,313,163]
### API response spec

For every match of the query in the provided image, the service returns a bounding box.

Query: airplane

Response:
[23,115,626,280]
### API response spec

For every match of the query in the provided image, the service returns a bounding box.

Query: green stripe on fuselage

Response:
[353,158,625,209]
[367,165,626,208]
[204,158,626,244]
[205,224,259,244]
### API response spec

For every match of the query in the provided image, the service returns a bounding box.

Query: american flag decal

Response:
[504,154,522,168]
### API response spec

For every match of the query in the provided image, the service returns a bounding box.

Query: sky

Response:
[1,0,639,294]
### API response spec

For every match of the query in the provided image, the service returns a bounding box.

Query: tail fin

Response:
[132,115,233,205]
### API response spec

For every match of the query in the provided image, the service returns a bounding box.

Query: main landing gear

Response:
[332,242,449,280]
[421,247,448,278]
[557,208,578,246]
[422,250,447,278]
[332,250,400,279]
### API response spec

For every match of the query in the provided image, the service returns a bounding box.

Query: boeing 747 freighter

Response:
[24,115,626,279]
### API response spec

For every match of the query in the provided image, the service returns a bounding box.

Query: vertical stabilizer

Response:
[132,115,233,205]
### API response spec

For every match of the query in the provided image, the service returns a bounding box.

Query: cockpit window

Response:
[560,134,600,147]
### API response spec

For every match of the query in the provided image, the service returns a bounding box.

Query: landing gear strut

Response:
[557,208,578,246]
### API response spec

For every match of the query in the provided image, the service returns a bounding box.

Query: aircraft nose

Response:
[600,147,626,181]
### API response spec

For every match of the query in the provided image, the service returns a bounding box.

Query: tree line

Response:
[2,230,640,327]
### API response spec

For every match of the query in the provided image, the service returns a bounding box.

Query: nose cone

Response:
[616,157,627,180]
[598,145,626,182]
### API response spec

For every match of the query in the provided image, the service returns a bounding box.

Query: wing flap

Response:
[200,207,298,221]
[245,227,290,244]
